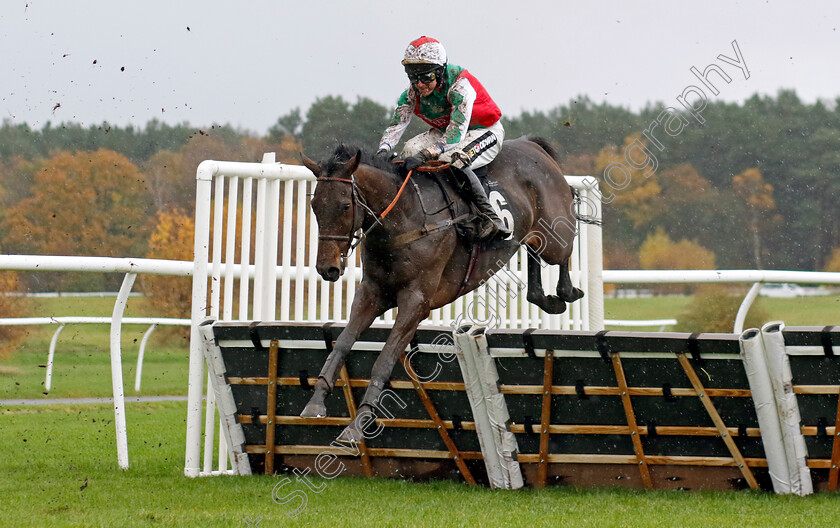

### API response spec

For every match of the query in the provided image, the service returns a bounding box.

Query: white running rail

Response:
[0,255,198,470]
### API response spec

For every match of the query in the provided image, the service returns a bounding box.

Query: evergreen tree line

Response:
[0,89,838,293]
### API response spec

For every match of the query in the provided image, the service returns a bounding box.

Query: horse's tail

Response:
[527,136,561,165]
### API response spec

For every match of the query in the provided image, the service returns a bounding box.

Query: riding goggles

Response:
[407,70,438,84]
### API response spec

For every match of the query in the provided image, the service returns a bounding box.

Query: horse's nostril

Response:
[326,267,341,281]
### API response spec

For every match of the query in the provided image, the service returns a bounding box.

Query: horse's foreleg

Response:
[301,283,388,418]
[337,288,431,443]
[525,249,567,314]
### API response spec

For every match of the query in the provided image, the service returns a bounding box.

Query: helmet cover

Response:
[401,36,447,67]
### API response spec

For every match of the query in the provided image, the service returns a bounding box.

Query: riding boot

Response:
[460,166,511,240]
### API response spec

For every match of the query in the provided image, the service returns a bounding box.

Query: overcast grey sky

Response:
[2,1,838,135]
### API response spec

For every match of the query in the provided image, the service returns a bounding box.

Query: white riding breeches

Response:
[401,121,505,170]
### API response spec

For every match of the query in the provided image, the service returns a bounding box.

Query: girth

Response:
[403,165,484,294]
[389,166,472,247]
[390,213,472,246]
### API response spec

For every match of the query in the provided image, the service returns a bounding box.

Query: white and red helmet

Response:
[401,36,447,68]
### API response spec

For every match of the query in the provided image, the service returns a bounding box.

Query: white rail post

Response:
[265,177,282,320]
[186,160,217,477]
[280,172,294,321]
[111,271,137,470]
[734,282,762,333]
[45,323,66,392]
[239,178,254,320]
[202,370,217,474]
[252,177,268,321]
[582,178,604,331]
[134,323,158,392]
[201,173,226,475]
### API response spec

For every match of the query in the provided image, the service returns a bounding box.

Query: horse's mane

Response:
[323,144,399,175]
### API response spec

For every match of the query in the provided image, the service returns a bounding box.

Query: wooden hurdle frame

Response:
[199,321,839,493]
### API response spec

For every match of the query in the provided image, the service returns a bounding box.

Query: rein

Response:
[379,169,414,219]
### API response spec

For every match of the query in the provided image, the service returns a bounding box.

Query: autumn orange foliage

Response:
[2,148,153,257]
[595,135,661,227]
[731,168,776,268]
[139,210,195,319]
[639,228,716,294]
[825,248,840,272]
[639,228,716,270]
[732,168,775,211]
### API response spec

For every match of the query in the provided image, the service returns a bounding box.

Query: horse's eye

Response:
[342,203,351,211]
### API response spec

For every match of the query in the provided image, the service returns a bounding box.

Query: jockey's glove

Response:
[403,151,431,172]
[375,149,391,160]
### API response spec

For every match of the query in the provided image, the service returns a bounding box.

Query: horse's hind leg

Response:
[557,261,584,303]
[301,283,388,418]
[525,249,567,314]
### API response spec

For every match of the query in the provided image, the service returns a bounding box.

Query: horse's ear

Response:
[340,149,362,177]
[300,153,321,177]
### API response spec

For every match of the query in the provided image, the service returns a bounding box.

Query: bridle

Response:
[315,169,416,264]
[315,175,381,264]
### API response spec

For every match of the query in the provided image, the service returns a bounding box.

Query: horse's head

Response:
[302,150,362,282]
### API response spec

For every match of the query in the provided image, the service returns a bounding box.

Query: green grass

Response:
[1,401,839,528]
[605,296,693,331]
[0,296,190,400]
[755,294,840,326]
[604,293,840,331]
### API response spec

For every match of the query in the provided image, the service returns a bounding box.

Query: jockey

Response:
[377,36,511,240]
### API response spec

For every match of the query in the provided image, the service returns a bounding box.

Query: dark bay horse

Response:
[300,137,583,441]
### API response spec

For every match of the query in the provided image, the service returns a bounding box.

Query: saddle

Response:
[408,161,495,244]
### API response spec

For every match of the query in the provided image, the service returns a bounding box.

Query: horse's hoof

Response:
[560,287,584,303]
[300,402,327,418]
[539,295,568,315]
[337,423,363,444]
